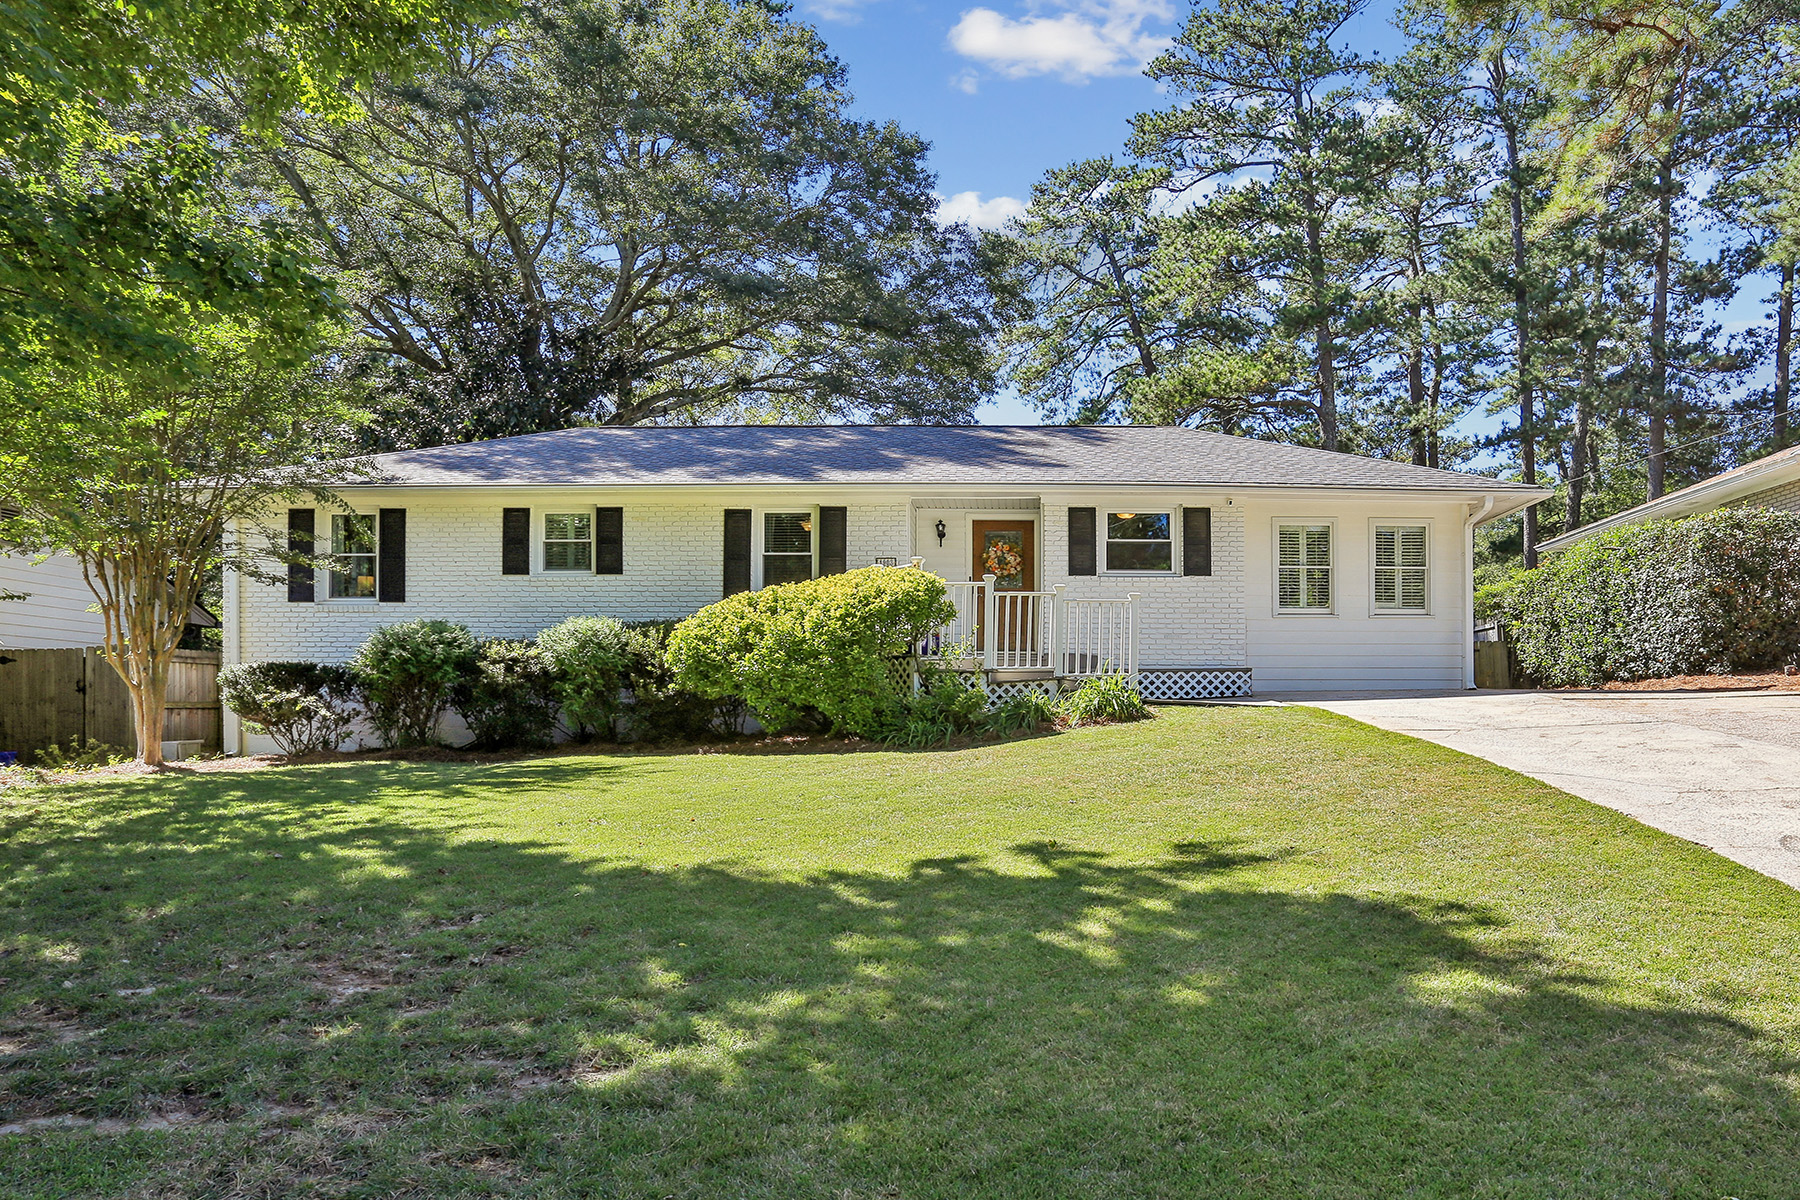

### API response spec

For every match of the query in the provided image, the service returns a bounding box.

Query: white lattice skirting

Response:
[982,679,1060,706]
[1136,667,1254,701]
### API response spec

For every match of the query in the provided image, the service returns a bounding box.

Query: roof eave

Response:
[1539,452,1800,552]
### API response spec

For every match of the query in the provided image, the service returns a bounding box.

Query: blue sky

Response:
[805,0,1408,423]
[813,0,1772,458]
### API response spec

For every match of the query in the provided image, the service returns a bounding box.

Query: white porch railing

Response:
[1056,586,1140,682]
[917,573,1139,681]
[915,579,984,661]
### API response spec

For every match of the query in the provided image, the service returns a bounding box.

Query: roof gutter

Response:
[1539,451,1800,553]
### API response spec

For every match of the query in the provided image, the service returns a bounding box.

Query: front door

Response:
[971,520,1035,653]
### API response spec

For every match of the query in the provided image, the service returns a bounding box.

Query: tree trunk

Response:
[1407,301,1427,466]
[1647,149,1675,500]
[1777,259,1792,449]
[1499,98,1536,567]
[1569,252,1604,533]
[129,665,170,768]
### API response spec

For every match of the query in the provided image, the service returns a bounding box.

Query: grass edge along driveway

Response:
[3,706,1798,1198]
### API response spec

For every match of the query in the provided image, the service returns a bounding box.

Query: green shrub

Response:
[1059,674,1150,726]
[666,566,955,737]
[455,639,561,749]
[537,616,635,740]
[218,661,359,756]
[1501,508,1800,686]
[619,620,744,742]
[350,619,480,747]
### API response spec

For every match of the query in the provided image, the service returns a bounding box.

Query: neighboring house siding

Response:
[0,551,105,649]
[1241,497,1468,691]
[1737,479,1800,513]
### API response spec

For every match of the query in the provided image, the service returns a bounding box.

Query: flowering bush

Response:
[1501,508,1800,685]
[666,565,954,736]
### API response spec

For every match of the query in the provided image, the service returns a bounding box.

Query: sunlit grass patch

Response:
[2,707,1799,1197]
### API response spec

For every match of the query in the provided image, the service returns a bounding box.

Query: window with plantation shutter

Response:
[1276,524,1333,612]
[1373,524,1429,612]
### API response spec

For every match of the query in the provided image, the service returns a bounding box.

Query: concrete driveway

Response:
[1276,688,1800,890]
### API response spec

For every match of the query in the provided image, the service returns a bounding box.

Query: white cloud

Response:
[947,0,1173,84]
[799,0,874,22]
[934,191,1027,230]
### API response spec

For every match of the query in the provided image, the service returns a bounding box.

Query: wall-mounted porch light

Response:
[935,519,947,546]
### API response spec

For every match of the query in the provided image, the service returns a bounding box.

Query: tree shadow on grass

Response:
[1,763,1798,1198]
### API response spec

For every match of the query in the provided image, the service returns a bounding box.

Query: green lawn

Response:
[3,707,1799,1198]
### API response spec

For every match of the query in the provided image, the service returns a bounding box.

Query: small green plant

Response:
[32,737,131,771]
[349,619,480,747]
[877,669,990,747]
[985,690,1057,737]
[455,639,562,750]
[1058,675,1150,726]
[537,616,635,740]
[218,661,359,757]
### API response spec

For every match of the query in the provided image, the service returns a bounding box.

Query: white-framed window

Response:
[1276,522,1333,613]
[329,513,377,600]
[543,512,593,571]
[762,511,814,586]
[1373,523,1430,612]
[1105,511,1174,572]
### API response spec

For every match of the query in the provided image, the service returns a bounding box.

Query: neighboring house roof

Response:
[344,425,1546,516]
[1539,443,1800,553]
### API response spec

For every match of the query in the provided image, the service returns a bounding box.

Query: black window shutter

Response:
[1068,507,1097,576]
[723,509,752,596]
[378,508,406,603]
[287,508,315,603]
[818,506,847,575]
[594,506,624,575]
[501,508,530,575]
[1183,507,1213,576]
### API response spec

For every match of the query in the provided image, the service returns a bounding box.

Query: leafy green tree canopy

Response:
[218,0,998,445]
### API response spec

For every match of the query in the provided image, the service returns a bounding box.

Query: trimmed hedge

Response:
[217,661,359,757]
[349,619,479,747]
[1500,507,1800,686]
[455,639,561,749]
[665,565,955,736]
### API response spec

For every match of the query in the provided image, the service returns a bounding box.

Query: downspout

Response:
[1464,495,1495,690]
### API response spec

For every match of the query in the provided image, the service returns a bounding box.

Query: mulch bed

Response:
[1570,671,1800,693]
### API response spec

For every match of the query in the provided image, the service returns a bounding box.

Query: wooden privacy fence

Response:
[0,648,220,761]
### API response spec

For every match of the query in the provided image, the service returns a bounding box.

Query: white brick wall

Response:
[1739,479,1800,513]
[235,496,914,666]
[1037,497,1250,668]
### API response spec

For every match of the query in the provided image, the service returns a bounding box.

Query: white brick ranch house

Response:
[221,425,1546,752]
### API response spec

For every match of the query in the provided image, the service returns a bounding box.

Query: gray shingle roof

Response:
[346,425,1544,497]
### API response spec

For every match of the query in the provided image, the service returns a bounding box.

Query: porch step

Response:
[987,668,1055,683]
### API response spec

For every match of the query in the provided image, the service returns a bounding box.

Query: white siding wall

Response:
[1240,496,1470,691]
[0,551,106,649]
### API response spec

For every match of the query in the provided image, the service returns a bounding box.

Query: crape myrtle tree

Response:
[0,317,360,767]
[204,0,999,447]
